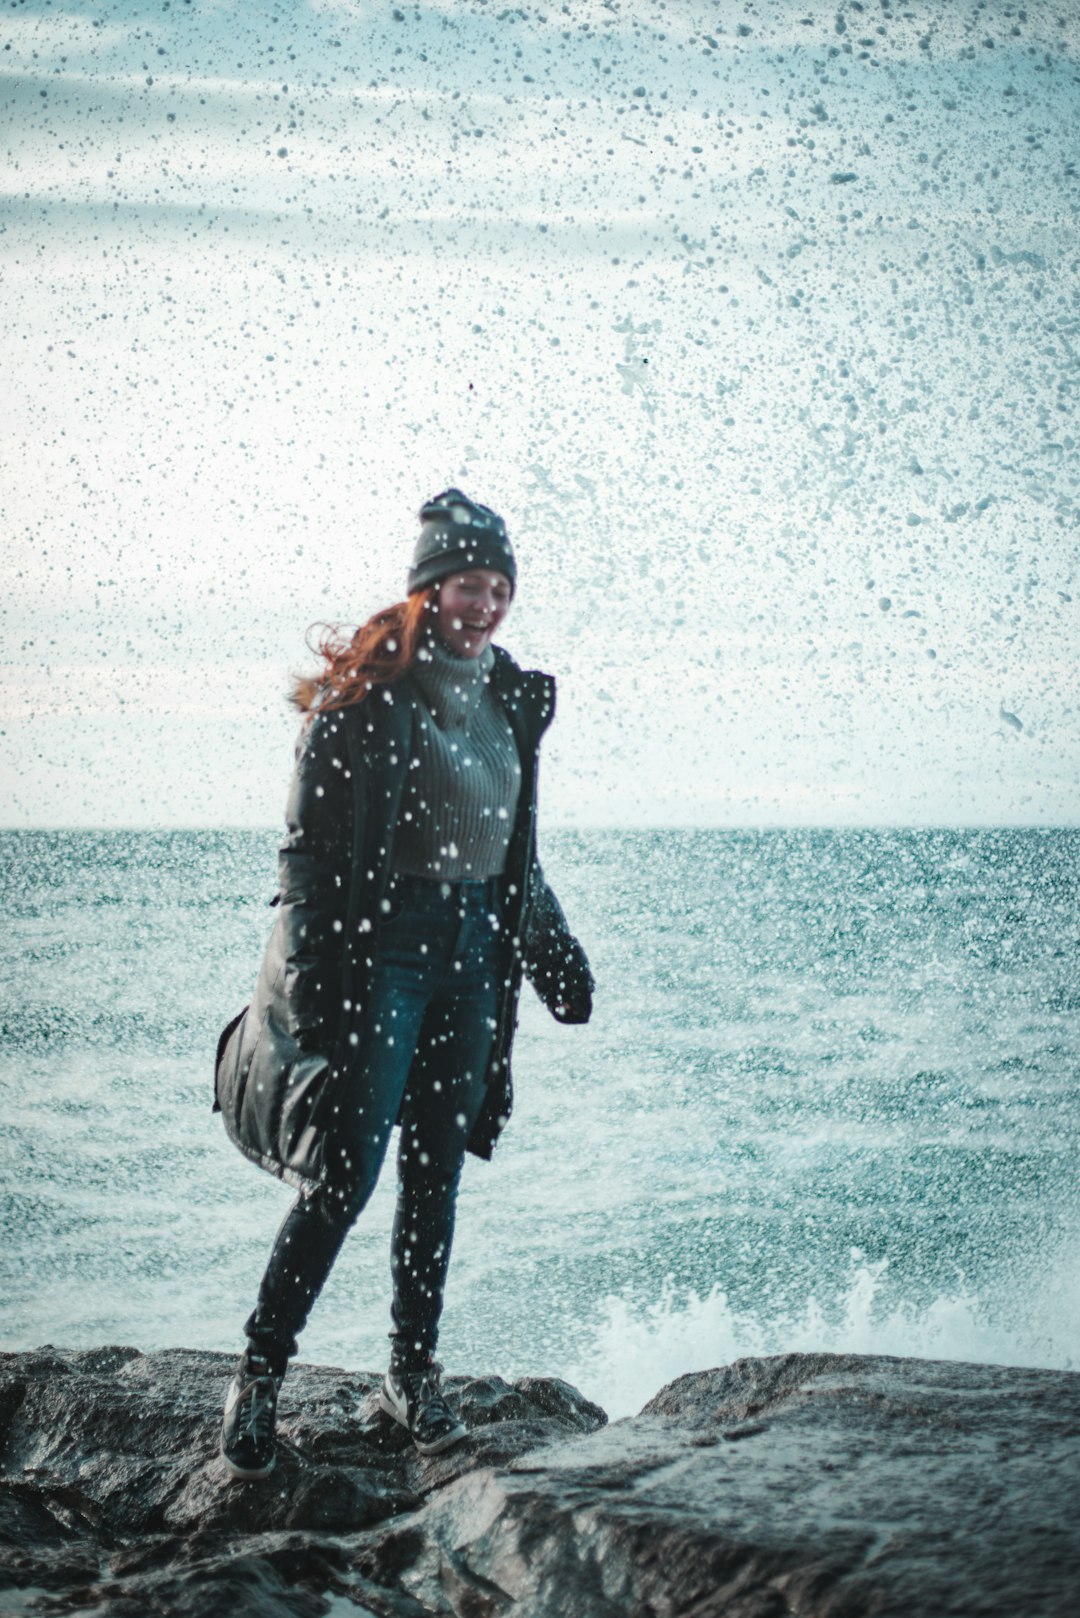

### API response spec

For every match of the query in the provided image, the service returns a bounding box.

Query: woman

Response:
[214,489,594,1476]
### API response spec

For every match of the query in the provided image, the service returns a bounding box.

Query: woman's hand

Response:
[551,989,592,1025]
[523,871,595,1025]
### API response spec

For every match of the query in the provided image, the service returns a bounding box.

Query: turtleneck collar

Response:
[410,636,495,731]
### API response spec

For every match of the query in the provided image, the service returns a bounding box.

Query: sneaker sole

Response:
[379,1386,467,1455]
[220,1440,276,1481]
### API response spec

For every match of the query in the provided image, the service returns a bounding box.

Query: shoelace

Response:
[405,1367,454,1430]
[239,1376,276,1442]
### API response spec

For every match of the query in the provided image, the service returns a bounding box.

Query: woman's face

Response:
[434,569,512,659]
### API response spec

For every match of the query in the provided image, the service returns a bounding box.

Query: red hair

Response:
[291,587,437,714]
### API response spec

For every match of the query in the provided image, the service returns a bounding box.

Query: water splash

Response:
[569,1250,1080,1420]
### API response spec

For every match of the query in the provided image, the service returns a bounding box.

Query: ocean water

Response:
[2,828,1078,1418]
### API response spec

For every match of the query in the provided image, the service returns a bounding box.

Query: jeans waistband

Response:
[387,871,502,903]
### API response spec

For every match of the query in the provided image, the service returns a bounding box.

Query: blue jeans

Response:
[245,874,502,1373]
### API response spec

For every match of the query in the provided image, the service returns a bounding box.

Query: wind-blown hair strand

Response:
[291,587,437,713]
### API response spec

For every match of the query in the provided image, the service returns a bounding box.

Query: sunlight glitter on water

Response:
[3,828,1078,1413]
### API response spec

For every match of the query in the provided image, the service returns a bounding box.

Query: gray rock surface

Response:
[1,1347,1077,1616]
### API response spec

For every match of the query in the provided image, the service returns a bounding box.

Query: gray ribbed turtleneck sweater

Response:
[392,639,522,879]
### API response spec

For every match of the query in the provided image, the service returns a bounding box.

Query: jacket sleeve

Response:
[522,863,595,1024]
[276,710,352,1051]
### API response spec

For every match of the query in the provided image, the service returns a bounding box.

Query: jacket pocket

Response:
[213,1006,249,1114]
[242,1004,333,1186]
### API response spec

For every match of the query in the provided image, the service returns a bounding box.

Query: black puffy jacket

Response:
[214,646,594,1195]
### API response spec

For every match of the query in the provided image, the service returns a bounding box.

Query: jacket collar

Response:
[344,646,554,765]
[489,644,556,752]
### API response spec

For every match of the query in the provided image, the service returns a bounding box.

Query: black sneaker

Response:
[220,1352,280,1479]
[379,1361,466,1455]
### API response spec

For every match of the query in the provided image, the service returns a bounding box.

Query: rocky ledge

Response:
[1,1348,1078,1617]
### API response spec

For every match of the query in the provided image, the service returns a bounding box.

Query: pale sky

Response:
[2,0,1077,826]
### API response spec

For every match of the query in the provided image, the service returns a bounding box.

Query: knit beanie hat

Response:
[407,489,517,595]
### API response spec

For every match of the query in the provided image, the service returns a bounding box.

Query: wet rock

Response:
[2,1348,1078,1616]
[360,1351,1080,1617]
[0,1346,604,1616]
